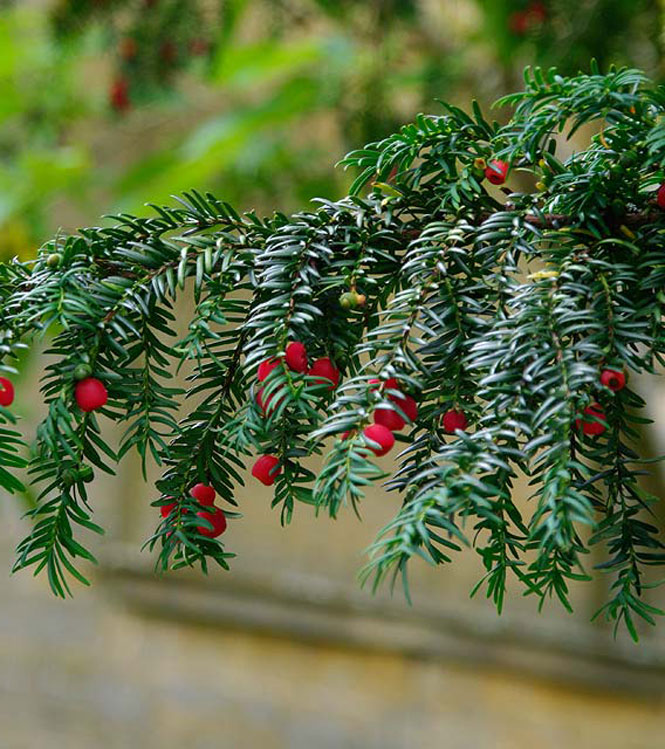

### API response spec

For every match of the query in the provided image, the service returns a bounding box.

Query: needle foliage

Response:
[2,64,665,640]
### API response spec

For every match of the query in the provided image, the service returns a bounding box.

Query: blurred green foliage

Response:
[0,0,662,257]
[0,7,90,255]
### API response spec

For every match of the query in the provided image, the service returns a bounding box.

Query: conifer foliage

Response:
[2,65,665,640]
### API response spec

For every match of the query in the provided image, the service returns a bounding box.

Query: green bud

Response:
[61,469,77,487]
[73,363,93,381]
[78,465,94,483]
[339,292,357,310]
[46,253,62,269]
[471,157,487,180]
[619,151,638,167]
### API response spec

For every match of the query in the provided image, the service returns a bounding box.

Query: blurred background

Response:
[2,0,665,747]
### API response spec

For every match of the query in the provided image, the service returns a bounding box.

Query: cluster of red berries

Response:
[509,1,547,35]
[1,361,108,415]
[0,377,15,408]
[356,378,418,457]
[160,483,227,538]
[340,379,422,457]
[576,368,626,437]
[255,341,340,416]
[252,341,341,484]
[354,383,469,455]
[370,378,417,431]
[109,0,209,117]
[110,34,209,113]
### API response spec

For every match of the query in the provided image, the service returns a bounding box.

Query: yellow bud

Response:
[528,270,559,281]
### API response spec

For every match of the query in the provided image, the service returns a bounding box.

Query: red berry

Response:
[600,369,626,393]
[196,506,227,538]
[485,160,509,186]
[285,342,308,373]
[160,499,177,518]
[251,454,282,486]
[340,430,355,440]
[389,393,418,423]
[527,1,547,23]
[509,10,529,34]
[309,357,340,390]
[109,78,130,112]
[258,358,281,382]
[373,407,405,431]
[0,377,14,407]
[255,388,269,414]
[362,424,395,456]
[160,498,190,521]
[657,184,665,210]
[576,403,607,436]
[190,483,216,506]
[369,377,400,391]
[256,386,285,415]
[442,408,468,433]
[510,3,546,34]
[75,377,108,412]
